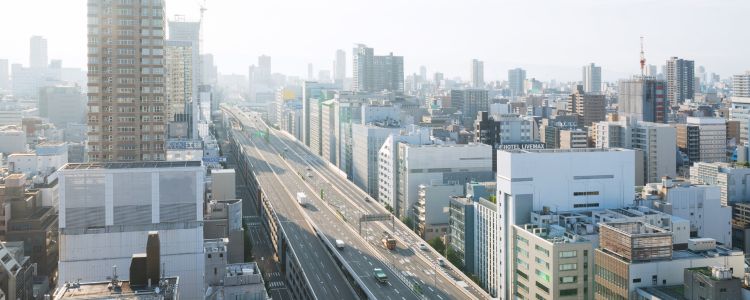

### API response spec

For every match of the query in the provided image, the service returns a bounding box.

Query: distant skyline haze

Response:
[0,0,747,82]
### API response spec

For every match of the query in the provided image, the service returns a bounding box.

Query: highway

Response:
[226,107,422,300]
[228,112,356,300]
[225,105,491,300]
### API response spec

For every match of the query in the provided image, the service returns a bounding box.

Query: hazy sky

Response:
[1,0,748,82]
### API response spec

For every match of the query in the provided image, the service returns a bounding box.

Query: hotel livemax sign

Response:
[496,143,546,151]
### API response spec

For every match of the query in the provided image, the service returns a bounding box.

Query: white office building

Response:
[643,177,732,246]
[321,99,337,164]
[730,96,750,145]
[7,142,68,177]
[0,125,27,154]
[57,161,205,299]
[690,161,750,205]
[677,117,727,163]
[394,143,493,219]
[592,118,676,185]
[733,71,750,98]
[496,148,635,300]
[377,125,431,210]
[351,122,402,197]
[474,198,499,297]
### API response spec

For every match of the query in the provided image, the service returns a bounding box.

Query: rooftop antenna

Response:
[640,36,646,77]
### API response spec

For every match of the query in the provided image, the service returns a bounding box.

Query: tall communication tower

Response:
[640,36,646,76]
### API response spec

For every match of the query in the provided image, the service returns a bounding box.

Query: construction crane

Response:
[640,36,646,76]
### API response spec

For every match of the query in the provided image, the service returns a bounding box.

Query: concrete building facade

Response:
[496,148,636,300]
[57,161,205,299]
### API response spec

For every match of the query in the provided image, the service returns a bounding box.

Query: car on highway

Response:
[373,268,388,283]
[418,243,428,251]
[335,239,345,249]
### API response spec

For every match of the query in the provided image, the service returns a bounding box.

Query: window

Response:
[535,269,550,283]
[573,191,599,196]
[573,203,600,208]
[517,270,528,280]
[560,289,578,297]
[535,281,549,293]
[560,276,577,284]
[559,250,577,258]
[559,263,577,271]
[535,245,549,257]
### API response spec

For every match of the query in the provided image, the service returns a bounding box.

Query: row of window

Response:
[573,191,600,196]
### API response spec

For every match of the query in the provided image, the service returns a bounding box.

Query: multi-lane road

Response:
[227,108,419,300]
[229,111,356,300]
[224,105,490,300]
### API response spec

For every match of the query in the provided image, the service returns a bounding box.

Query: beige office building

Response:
[87,0,167,161]
[511,224,594,300]
[165,40,192,123]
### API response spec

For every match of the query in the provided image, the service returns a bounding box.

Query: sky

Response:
[0,0,748,82]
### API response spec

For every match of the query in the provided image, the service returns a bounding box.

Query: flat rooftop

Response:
[63,161,202,170]
[601,221,671,236]
[54,277,178,299]
[501,147,629,154]
[670,246,743,260]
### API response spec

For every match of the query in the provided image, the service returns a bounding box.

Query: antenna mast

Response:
[199,0,207,21]
[640,36,646,76]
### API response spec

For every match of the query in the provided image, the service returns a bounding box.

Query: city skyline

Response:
[1,0,748,81]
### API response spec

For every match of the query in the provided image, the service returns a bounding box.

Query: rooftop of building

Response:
[532,206,684,237]
[601,221,671,237]
[670,247,742,260]
[53,277,179,300]
[62,161,202,171]
[204,238,228,253]
[223,262,264,287]
[449,195,474,206]
[686,116,726,125]
[517,223,589,244]
[731,96,750,104]
[636,285,683,300]
[500,147,629,154]
[686,266,739,281]
[405,142,490,149]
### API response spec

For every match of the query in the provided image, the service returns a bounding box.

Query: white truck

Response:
[296,192,309,206]
[335,239,345,249]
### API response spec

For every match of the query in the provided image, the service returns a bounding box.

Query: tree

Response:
[428,236,446,254]
[401,217,414,230]
[467,274,481,285]
[446,247,463,270]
